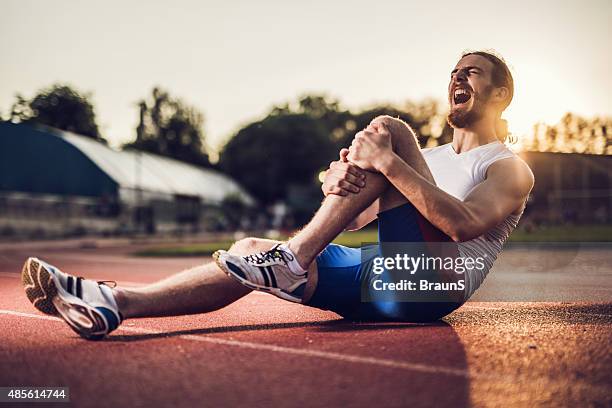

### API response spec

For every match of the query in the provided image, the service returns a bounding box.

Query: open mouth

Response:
[453,88,472,105]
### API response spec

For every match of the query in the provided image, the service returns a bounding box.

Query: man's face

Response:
[447,54,496,129]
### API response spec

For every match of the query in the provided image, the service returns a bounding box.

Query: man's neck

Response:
[451,119,498,154]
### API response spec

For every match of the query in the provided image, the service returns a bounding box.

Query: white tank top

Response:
[422,141,522,301]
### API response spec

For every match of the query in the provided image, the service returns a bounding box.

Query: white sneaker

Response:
[22,257,122,340]
[213,244,307,303]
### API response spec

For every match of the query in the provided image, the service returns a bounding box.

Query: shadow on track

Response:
[105,319,471,407]
[106,319,445,342]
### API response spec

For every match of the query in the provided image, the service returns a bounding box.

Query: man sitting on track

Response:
[22,50,534,340]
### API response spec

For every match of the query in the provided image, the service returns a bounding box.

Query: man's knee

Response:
[229,237,276,255]
[371,115,408,130]
[371,114,399,126]
[370,115,417,145]
[351,115,417,156]
[230,237,260,253]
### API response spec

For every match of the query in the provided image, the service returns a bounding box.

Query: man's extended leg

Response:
[21,237,293,340]
[113,238,279,318]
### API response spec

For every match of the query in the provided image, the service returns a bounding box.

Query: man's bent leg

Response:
[306,117,462,320]
[374,115,436,211]
[216,116,442,308]
[289,115,437,269]
[113,238,299,318]
[367,117,463,320]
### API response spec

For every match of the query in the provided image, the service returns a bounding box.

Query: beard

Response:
[447,85,492,129]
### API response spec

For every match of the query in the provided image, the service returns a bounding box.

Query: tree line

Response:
[4,84,211,168]
[2,83,610,219]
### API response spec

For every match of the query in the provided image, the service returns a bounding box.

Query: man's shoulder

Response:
[488,152,532,174]
[487,154,535,191]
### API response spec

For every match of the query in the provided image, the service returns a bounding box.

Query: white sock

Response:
[278,243,307,275]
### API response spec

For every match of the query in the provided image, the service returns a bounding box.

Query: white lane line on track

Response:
[0,309,470,378]
[1,310,60,322]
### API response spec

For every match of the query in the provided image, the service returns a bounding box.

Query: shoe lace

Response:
[243,244,295,266]
[96,280,117,288]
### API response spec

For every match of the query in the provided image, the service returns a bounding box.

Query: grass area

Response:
[133,225,612,257]
[132,230,378,257]
[134,241,236,257]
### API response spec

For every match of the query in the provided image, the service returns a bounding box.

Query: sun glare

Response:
[504,60,568,151]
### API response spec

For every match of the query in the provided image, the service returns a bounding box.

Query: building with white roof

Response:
[0,122,253,237]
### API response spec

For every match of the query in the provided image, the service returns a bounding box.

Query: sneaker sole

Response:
[21,257,110,341]
[213,251,303,303]
[22,257,59,316]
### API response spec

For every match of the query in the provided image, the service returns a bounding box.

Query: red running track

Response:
[0,242,610,407]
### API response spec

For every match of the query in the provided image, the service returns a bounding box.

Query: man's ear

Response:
[493,87,510,104]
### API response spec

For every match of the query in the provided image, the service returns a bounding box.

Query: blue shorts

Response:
[306,203,462,322]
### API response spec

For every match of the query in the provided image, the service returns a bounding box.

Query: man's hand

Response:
[346,123,393,171]
[321,149,366,196]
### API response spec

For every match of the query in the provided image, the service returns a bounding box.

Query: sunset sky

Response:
[1,0,610,151]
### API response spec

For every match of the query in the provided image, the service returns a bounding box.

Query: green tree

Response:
[271,94,452,151]
[297,95,356,149]
[219,113,336,207]
[526,113,611,155]
[270,94,356,149]
[220,94,454,215]
[349,100,453,149]
[9,84,104,142]
[125,87,211,168]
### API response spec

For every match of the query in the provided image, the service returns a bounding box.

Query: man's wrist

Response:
[378,152,401,177]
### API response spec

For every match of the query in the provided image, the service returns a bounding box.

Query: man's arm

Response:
[378,153,534,242]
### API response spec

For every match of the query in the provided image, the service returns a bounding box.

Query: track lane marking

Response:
[0,309,470,378]
[1,310,60,321]
[3,308,610,389]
